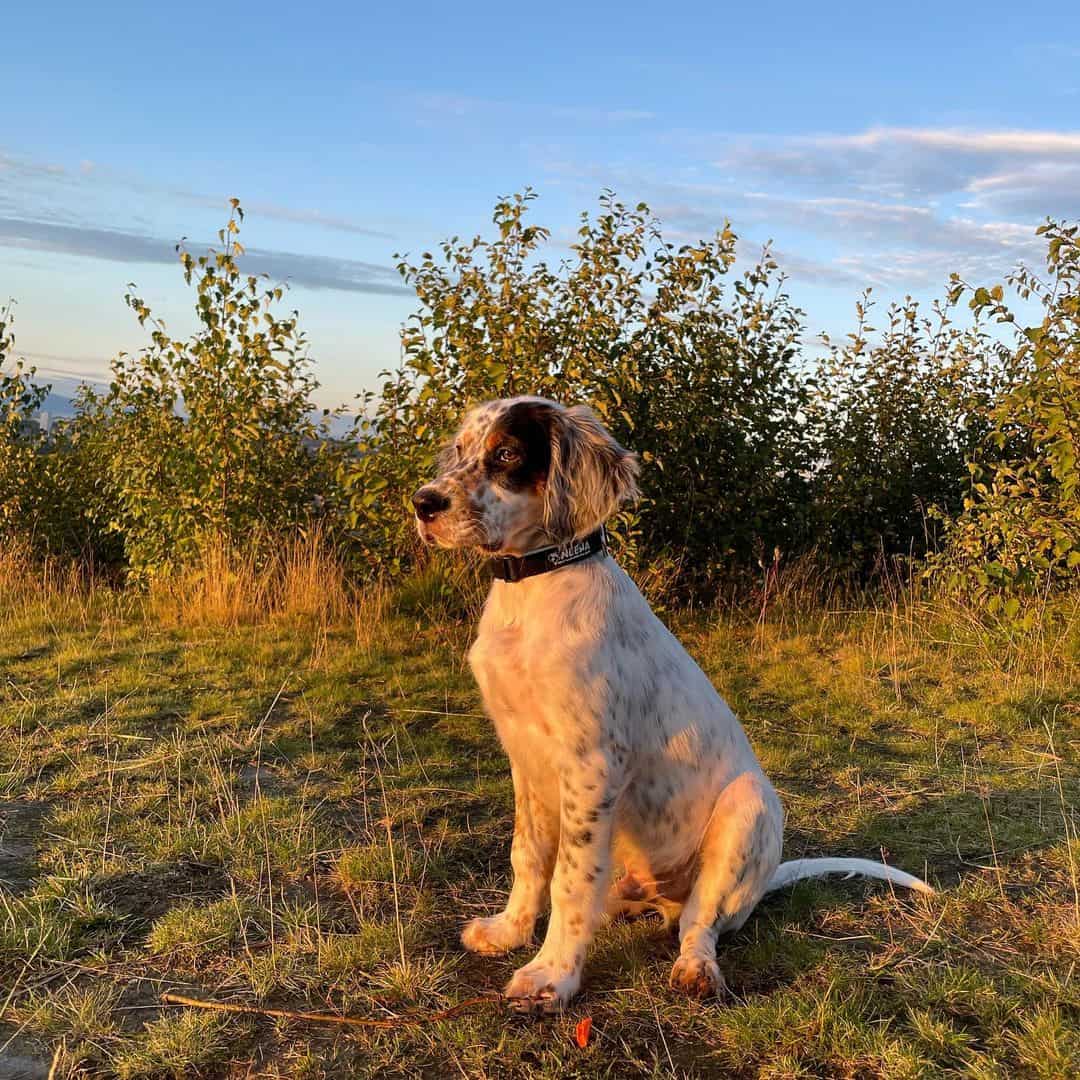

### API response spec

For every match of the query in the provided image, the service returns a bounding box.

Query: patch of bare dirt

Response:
[0,800,49,896]
[91,859,230,923]
[0,1033,52,1080]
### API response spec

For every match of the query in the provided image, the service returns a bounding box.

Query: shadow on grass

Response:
[439,778,1079,1007]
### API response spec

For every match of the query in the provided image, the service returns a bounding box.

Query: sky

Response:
[3,1,1079,409]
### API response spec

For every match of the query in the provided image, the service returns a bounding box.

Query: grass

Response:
[1,566,1078,1078]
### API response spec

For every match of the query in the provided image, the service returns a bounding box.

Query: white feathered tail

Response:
[767,857,934,895]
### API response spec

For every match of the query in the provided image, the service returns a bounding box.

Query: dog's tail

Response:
[766,857,934,895]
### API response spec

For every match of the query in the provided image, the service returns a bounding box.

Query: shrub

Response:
[931,221,1080,606]
[341,190,811,592]
[74,201,345,580]
[0,302,48,537]
[807,291,1003,571]
[4,191,1078,608]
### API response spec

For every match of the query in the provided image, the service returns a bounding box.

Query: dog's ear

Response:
[544,404,639,541]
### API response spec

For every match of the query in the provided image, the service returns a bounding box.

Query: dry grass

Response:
[146,528,357,628]
[0,538,96,613]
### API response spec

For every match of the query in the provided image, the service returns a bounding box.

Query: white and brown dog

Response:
[412,397,932,1013]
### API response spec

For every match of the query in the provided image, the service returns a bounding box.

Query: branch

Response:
[160,990,501,1030]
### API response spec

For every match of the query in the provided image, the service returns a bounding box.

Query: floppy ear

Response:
[543,405,640,541]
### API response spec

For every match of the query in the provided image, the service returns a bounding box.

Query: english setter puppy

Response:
[412,396,932,1013]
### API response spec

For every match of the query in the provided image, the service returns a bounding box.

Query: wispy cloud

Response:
[0,217,411,295]
[741,193,1039,253]
[238,202,395,238]
[542,124,1079,292]
[962,162,1080,217]
[715,126,1080,214]
[819,128,1080,155]
[0,150,396,240]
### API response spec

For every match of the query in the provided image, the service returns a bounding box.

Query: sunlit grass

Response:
[1,576,1077,1077]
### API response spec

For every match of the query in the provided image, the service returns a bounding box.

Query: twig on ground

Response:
[160,991,503,1029]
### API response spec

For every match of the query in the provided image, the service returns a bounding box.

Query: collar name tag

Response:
[492,527,608,583]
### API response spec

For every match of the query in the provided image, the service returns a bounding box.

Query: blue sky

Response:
[3,1,1079,407]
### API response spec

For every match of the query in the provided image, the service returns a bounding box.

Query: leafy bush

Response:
[0,303,48,536]
[807,291,1003,570]
[75,201,344,579]
[931,221,1080,606]
[341,190,811,591]
[0,307,123,565]
[3,191,1078,608]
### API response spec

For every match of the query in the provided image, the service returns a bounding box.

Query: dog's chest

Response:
[470,621,534,719]
[468,611,572,755]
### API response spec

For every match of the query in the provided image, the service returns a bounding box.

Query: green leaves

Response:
[0,303,50,532]
[930,221,1080,611]
[3,193,1078,611]
[64,203,345,580]
[340,190,809,593]
[807,288,1006,571]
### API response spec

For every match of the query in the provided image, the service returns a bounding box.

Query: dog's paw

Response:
[504,962,581,1015]
[669,954,726,998]
[461,913,532,955]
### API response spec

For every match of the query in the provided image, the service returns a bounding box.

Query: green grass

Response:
[1,585,1078,1078]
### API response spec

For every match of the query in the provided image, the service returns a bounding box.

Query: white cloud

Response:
[709,125,1080,214]
[0,150,396,240]
[619,125,1079,288]
[820,127,1080,155]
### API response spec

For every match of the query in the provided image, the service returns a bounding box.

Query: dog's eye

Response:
[494,446,520,466]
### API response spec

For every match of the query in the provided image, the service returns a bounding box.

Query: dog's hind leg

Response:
[669,772,783,997]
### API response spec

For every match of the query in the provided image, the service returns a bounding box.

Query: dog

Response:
[412,396,933,1013]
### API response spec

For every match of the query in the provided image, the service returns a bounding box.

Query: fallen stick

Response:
[161,991,502,1029]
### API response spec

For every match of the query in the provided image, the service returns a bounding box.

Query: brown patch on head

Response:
[413,396,638,554]
[483,401,554,493]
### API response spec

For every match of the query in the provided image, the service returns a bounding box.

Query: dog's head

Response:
[411,397,639,555]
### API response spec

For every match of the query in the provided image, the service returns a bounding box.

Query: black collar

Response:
[491,527,607,583]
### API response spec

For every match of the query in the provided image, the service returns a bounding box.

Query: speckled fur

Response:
[414,397,930,1013]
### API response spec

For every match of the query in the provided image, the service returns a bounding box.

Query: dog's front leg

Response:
[462,763,558,955]
[504,750,621,1013]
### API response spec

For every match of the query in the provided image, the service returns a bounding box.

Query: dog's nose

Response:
[412,486,451,523]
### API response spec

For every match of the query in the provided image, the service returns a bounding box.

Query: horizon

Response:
[4,1,1079,410]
